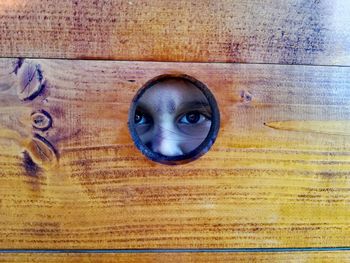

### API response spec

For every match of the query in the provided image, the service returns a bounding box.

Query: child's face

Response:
[134,79,212,156]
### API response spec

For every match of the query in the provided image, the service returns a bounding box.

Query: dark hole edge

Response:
[127,74,220,165]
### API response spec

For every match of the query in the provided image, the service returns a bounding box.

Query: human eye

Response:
[134,108,152,125]
[178,111,209,125]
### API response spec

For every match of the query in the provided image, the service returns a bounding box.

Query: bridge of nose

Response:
[152,116,184,156]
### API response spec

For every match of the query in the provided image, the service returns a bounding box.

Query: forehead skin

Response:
[137,79,208,115]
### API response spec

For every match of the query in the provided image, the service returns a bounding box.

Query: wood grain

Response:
[1,0,350,65]
[0,58,350,249]
[1,252,350,263]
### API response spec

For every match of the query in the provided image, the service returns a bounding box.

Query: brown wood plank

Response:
[0,0,350,65]
[0,58,350,249]
[1,252,350,263]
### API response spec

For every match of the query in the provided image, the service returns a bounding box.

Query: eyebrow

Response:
[178,100,210,110]
[178,100,212,118]
[136,100,211,116]
[135,102,153,115]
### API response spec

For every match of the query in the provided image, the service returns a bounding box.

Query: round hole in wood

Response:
[128,74,220,165]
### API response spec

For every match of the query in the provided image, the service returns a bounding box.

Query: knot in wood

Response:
[26,134,58,168]
[240,90,253,103]
[17,62,45,101]
[31,110,52,131]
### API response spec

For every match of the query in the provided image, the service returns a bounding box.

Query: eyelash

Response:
[177,111,209,124]
[134,110,152,125]
[134,110,210,125]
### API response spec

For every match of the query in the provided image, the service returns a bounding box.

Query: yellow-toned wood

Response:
[0,58,350,249]
[0,0,350,65]
[1,252,350,263]
[265,121,350,136]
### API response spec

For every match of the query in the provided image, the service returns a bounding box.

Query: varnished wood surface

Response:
[1,0,350,65]
[1,252,350,263]
[0,58,350,249]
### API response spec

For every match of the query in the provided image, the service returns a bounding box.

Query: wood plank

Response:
[0,58,350,249]
[1,252,350,263]
[0,0,350,65]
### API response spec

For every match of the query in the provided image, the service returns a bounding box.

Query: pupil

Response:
[135,112,142,123]
[186,111,200,123]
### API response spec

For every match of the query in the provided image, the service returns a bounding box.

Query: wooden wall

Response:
[1,0,350,65]
[0,0,350,262]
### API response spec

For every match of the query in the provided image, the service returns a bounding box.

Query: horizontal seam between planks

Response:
[0,247,350,254]
[0,56,350,68]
